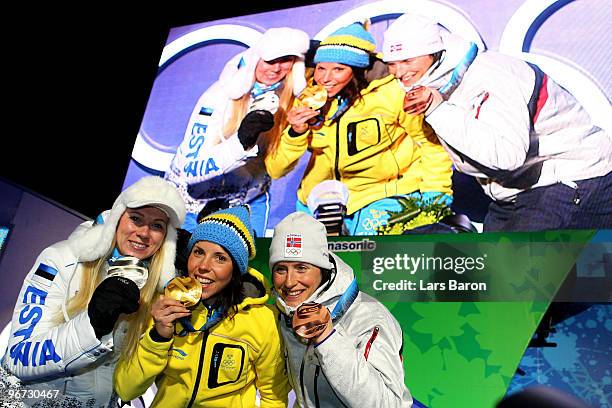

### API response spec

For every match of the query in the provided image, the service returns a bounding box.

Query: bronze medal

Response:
[292,302,331,339]
[164,276,203,308]
[297,85,328,110]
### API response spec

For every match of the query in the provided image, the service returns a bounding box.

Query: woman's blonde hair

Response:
[221,69,296,158]
[64,237,168,360]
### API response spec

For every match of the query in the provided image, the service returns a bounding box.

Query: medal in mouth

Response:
[297,84,328,110]
[165,276,203,308]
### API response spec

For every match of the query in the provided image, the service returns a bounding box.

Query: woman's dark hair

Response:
[430,50,445,70]
[338,66,369,110]
[320,267,333,285]
[432,50,444,64]
[212,263,245,320]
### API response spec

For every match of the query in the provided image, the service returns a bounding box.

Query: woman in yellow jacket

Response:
[266,22,452,235]
[114,206,289,408]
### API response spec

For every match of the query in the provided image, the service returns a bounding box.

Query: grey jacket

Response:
[274,253,413,408]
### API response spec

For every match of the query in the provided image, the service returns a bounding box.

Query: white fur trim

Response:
[292,59,307,96]
[68,207,124,262]
[220,49,258,100]
[158,226,178,292]
[118,176,186,228]
[254,27,310,62]
[66,176,184,292]
[219,47,308,100]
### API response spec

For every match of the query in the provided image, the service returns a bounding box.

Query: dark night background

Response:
[3,2,336,219]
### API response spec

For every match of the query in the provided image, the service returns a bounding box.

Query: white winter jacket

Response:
[425,44,612,201]
[1,239,123,407]
[274,253,413,408]
[165,53,282,215]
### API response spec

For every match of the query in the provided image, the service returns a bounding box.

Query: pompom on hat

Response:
[219,27,310,99]
[187,205,256,276]
[313,22,377,68]
[269,212,333,272]
[382,14,445,62]
[67,176,186,292]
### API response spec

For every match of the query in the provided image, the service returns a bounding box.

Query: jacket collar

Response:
[274,253,356,317]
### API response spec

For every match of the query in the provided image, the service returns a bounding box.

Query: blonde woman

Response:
[2,176,185,407]
[165,27,310,235]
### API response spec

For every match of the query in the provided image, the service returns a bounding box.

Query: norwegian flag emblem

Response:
[285,234,303,257]
[390,43,403,52]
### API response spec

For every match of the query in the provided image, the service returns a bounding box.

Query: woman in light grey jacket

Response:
[269,212,413,408]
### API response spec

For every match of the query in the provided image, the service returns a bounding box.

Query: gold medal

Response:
[297,85,328,110]
[164,276,203,308]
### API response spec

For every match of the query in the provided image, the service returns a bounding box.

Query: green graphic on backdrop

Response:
[251,230,597,407]
[361,240,589,301]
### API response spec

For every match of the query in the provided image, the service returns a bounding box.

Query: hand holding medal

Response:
[296,84,328,111]
[289,85,328,133]
[292,302,332,342]
[106,256,149,289]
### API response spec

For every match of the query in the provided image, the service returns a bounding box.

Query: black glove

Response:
[88,276,140,339]
[237,110,274,150]
[174,228,192,275]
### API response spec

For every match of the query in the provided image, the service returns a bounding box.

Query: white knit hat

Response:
[254,27,310,62]
[269,212,333,272]
[382,14,445,62]
[219,27,310,99]
[67,176,186,291]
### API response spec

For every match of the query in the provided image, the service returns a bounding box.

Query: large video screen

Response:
[26,2,605,407]
[120,0,610,237]
[0,226,9,255]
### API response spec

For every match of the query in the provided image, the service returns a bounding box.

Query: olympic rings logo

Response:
[285,248,302,256]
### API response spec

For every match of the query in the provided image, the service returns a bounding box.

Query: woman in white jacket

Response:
[269,212,413,408]
[382,13,612,231]
[1,176,185,407]
[164,27,310,236]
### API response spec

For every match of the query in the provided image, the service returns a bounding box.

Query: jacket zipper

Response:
[334,121,341,180]
[314,365,321,408]
[187,329,210,408]
[299,355,308,407]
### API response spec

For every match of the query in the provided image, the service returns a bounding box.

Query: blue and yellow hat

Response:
[187,205,256,275]
[313,22,376,68]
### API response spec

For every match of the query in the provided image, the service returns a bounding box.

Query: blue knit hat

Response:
[186,206,256,275]
[314,22,376,68]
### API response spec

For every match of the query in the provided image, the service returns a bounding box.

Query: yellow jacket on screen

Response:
[266,75,452,214]
[114,269,289,408]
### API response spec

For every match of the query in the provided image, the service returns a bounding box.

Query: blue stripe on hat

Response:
[187,206,255,275]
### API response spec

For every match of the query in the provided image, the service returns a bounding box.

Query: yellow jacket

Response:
[114,269,289,408]
[266,75,452,214]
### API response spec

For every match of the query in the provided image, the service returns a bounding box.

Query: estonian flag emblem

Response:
[32,263,58,287]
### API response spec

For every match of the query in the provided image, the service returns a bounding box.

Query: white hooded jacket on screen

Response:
[384,15,612,202]
[1,176,185,407]
[427,44,612,201]
[165,27,309,215]
[274,253,413,408]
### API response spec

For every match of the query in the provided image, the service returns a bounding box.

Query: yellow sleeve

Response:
[254,307,290,408]
[113,326,173,402]
[265,125,310,180]
[400,111,453,194]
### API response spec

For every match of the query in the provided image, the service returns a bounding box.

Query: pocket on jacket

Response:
[346,118,381,155]
[207,343,246,388]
